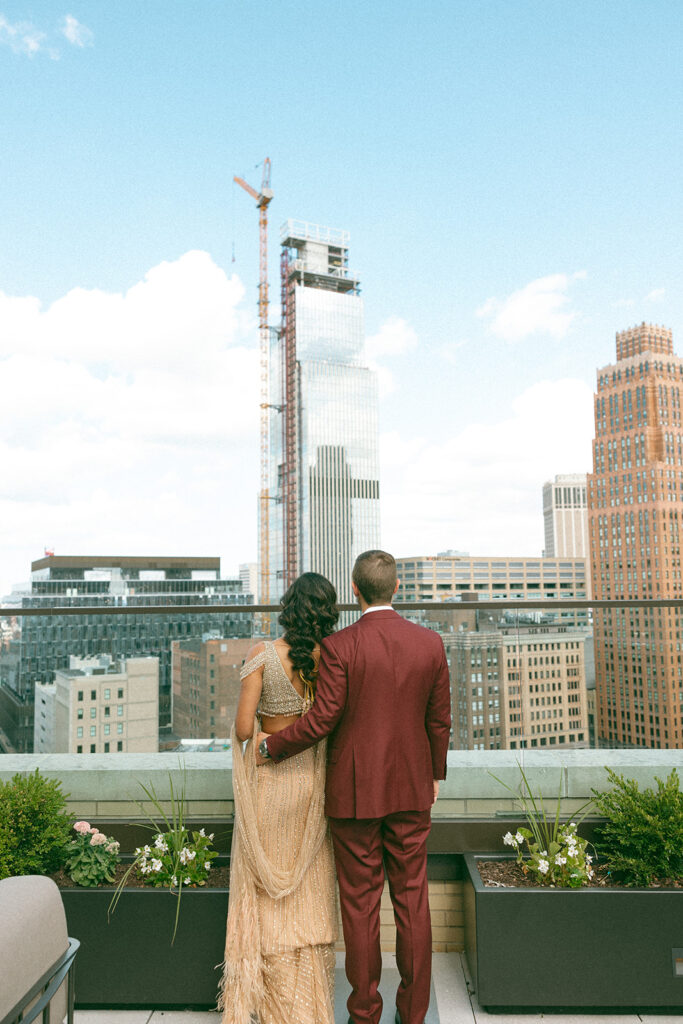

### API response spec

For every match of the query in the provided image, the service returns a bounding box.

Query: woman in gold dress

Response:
[219,572,339,1024]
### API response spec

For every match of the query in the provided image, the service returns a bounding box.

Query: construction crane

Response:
[234,159,274,618]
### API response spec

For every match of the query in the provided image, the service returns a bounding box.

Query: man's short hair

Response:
[353,550,397,605]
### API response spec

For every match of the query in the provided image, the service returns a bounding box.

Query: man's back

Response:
[322,609,450,818]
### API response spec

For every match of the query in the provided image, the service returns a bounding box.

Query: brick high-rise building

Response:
[172,637,252,739]
[588,322,683,748]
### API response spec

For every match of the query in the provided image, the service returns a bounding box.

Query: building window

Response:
[104,688,111,700]
[117,705,123,717]
[117,723,123,734]
[104,742,110,753]
[90,708,96,719]
[90,690,96,701]
[117,688,124,699]
[104,706,110,717]
[117,741,123,751]
[90,744,96,753]
[104,724,110,736]
[77,708,83,720]
[90,726,96,737]
[77,690,83,701]
[77,745,82,753]
[77,727,83,738]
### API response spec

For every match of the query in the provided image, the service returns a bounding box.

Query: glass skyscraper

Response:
[266,221,380,604]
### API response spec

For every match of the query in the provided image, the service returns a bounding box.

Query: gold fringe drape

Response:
[218,720,337,1023]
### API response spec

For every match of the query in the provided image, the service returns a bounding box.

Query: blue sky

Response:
[1,0,682,595]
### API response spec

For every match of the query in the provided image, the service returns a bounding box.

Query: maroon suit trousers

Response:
[329,809,432,1024]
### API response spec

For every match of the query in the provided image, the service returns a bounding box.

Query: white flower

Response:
[154,835,169,852]
[569,822,576,828]
[209,833,215,841]
[537,859,550,875]
[183,877,190,885]
[587,867,595,879]
[151,858,163,872]
[503,831,517,847]
[540,850,548,857]
[205,861,211,870]
[586,854,593,863]
[199,828,206,837]
[179,847,196,865]
[143,845,151,856]
[555,854,567,866]
[171,875,178,887]
[567,846,578,858]
[515,831,524,845]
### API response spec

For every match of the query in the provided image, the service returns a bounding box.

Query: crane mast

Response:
[234,160,274,618]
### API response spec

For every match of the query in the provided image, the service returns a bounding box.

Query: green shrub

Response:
[592,767,683,886]
[0,769,72,879]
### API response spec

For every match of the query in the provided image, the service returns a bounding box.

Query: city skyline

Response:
[1,1,682,598]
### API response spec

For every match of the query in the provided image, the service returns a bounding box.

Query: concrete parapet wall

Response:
[2,748,683,821]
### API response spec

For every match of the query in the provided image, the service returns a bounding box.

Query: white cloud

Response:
[61,14,93,47]
[363,316,418,396]
[0,14,46,56]
[477,272,586,342]
[439,339,468,366]
[380,377,594,558]
[645,288,665,301]
[0,254,260,597]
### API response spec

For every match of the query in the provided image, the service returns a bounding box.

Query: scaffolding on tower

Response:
[234,160,274,622]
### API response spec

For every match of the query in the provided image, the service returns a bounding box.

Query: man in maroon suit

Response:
[255,550,451,1024]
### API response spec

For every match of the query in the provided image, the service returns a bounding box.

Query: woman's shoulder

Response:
[246,640,267,661]
[240,641,268,678]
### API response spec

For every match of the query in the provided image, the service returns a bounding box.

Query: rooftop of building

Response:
[30,555,222,573]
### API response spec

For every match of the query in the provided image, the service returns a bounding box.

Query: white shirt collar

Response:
[362,605,395,614]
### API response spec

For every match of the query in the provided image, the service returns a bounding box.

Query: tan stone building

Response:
[440,607,590,751]
[396,554,589,625]
[588,322,683,747]
[172,637,252,739]
[34,655,159,753]
[542,474,591,583]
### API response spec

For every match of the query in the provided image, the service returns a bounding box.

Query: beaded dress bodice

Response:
[240,640,309,717]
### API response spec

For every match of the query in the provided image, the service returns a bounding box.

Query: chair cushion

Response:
[0,875,69,1023]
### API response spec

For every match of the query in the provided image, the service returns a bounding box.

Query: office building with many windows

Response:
[589,322,683,748]
[0,555,250,752]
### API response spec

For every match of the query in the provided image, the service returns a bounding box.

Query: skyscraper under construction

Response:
[265,221,380,603]
[588,322,683,748]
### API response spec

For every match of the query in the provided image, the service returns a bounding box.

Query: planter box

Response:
[60,883,229,1008]
[464,853,683,1011]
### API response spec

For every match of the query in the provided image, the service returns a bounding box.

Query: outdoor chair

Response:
[0,875,79,1024]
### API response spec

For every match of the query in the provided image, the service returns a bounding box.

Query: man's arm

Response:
[426,640,451,780]
[260,636,348,763]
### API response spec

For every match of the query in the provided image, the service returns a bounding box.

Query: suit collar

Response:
[357,608,400,623]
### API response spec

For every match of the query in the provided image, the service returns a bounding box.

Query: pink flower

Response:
[89,827,98,834]
[73,821,91,834]
[90,832,108,846]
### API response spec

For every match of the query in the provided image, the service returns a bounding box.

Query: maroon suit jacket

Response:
[266,609,451,819]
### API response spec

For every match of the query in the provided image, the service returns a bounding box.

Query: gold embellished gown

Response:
[219,642,337,1024]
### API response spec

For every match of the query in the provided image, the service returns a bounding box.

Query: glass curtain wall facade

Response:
[267,222,380,604]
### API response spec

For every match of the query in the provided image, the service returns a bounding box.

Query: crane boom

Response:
[234,159,273,619]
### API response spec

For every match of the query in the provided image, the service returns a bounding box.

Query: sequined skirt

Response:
[222,741,337,1024]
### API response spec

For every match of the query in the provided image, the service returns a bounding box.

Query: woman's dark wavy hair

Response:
[278,572,338,685]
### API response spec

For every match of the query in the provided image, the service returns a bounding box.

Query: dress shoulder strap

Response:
[239,647,267,680]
